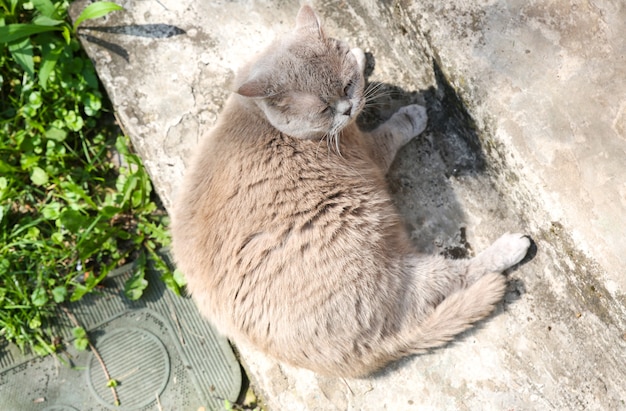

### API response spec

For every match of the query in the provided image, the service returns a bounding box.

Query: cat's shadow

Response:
[352,56,532,380]
[359,55,488,259]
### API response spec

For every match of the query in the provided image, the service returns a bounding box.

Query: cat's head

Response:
[235,5,365,141]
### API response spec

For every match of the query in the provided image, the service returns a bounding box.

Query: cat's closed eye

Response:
[318,98,332,114]
[343,80,354,97]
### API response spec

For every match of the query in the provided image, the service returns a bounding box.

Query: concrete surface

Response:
[71,0,626,409]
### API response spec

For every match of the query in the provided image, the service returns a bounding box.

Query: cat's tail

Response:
[410,272,506,352]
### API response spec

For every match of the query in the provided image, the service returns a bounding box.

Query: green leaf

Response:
[33,344,52,356]
[82,92,102,116]
[106,379,118,388]
[45,126,67,142]
[29,316,42,329]
[116,230,131,240]
[59,208,88,233]
[64,110,84,131]
[70,284,89,302]
[8,38,35,78]
[73,2,124,31]
[82,65,100,89]
[72,326,86,339]
[172,268,187,287]
[161,270,183,296]
[41,202,62,219]
[39,39,64,89]
[52,286,67,303]
[21,153,41,170]
[31,286,48,307]
[30,166,49,186]
[32,15,65,26]
[5,0,19,15]
[131,188,143,208]
[28,90,43,109]
[26,226,41,240]
[100,205,121,219]
[0,160,18,174]
[72,327,89,351]
[74,338,89,351]
[124,271,148,300]
[119,173,138,208]
[60,179,97,208]
[32,0,57,19]
[114,135,130,156]
[0,24,62,44]
[124,252,148,300]
[51,231,64,244]
[61,25,71,44]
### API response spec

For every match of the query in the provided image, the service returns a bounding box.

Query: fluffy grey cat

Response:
[171,5,530,377]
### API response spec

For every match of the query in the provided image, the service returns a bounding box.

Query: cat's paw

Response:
[392,104,428,142]
[479,233,531,273]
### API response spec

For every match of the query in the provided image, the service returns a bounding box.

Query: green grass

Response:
[0,0,184,355]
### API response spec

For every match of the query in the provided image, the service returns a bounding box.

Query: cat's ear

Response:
[236,76,270,98]
[295,5,324,39]
[236,69,277,98]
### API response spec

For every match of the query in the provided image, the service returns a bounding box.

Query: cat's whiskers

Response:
[333,131,342,157]
[364,81,384,92]
[325,128,343,158]
[315,133,331,160]
[365,92,394,103]
[362,100,392,109]
[363,82,388,99]
[362,84,394,111]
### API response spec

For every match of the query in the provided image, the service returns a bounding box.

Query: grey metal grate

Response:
[0,252,241,411]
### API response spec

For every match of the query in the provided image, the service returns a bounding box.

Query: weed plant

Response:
[0,0,183,355]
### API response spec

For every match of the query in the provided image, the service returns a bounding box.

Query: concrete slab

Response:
[71,0,626,409]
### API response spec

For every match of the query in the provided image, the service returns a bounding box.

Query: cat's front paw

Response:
[392,104,428,143]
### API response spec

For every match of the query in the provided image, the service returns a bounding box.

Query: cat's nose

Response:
[336,99,352,116]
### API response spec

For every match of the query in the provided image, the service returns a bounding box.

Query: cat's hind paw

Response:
[466,233,531,283]
[479,232,531,273]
